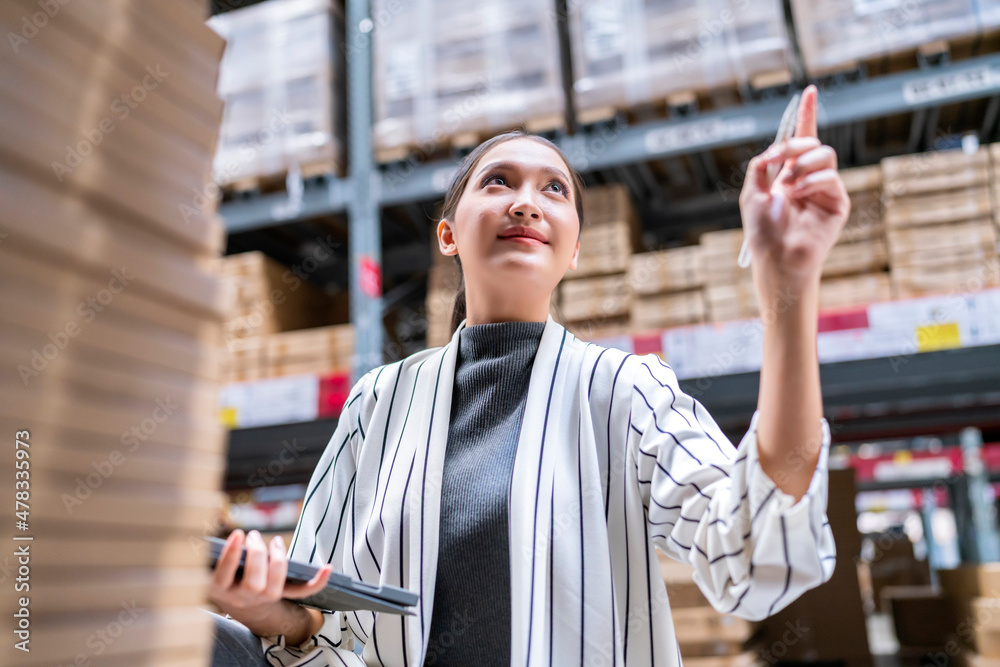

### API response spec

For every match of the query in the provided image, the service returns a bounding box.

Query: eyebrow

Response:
[475,160,572,188]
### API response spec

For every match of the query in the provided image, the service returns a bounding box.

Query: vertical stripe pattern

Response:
[260,315,836,666]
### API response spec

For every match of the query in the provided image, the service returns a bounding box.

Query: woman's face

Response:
[439,138,581,298]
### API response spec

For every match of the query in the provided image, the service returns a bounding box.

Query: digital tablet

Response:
[205,536,418,615]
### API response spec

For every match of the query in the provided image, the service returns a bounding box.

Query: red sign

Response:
[360,256,382,298]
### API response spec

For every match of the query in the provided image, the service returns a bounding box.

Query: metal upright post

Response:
[962,426,1000,563]
[345,0,383,382]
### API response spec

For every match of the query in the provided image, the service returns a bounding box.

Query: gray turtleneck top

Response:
[425,320,547,666]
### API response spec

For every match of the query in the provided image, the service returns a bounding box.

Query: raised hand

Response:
[739,85,850,291]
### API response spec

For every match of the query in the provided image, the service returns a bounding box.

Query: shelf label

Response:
[903,65,1000,106]
[219,406,238,429]
[916,322,961,352]
[644,116,756,156]
[360,256,382,298]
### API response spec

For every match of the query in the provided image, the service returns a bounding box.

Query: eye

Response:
[482,174,506,187]
[546,180,569,196]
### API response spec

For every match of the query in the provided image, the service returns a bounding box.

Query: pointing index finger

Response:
[795,84,819,139]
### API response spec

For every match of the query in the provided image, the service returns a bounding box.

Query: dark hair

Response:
[440,131,586,333]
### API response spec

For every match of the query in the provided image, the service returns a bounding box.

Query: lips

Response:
[498,226,547,243]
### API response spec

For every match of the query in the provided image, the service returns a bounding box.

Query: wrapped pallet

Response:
[790,0,999,76]
[568,0,792,122]
[882,147,999,297]
[209,0,346,186]
[372,0,565,160]
[0,1,228,663]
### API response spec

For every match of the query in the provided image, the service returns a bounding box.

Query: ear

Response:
[568,238,580,271]
[438,219,458,257]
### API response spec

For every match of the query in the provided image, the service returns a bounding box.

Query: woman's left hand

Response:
[739,85,850,293]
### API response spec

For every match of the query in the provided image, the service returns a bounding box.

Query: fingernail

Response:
[770,191,785,222]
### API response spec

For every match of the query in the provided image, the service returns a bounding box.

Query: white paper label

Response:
[644,116,756,155]
[903,66,1000,106]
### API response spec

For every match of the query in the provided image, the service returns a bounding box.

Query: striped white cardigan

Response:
[260,314,836,666]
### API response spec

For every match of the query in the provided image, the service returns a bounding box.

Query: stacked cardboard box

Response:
[266,324,354,377]
[820,165,892,310]
[560,184,642,337]
[790,0,999,76]
[0,1,227,663]
[628,246,706,331]
[215,251,348,340]
[568,0,792,122]
[657,552,756,665]
[209,0,346,185]
[990,143,1000,249]
[372,0,564,159]
[882,147,999,298]
[939,563,1000,663]
[699,229,758,322]
[224,337,268,383]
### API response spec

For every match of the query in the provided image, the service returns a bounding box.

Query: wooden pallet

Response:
[810,28,1000,80]
[577,68,793,127]
[219,159,341,195]
[374,112,566,165]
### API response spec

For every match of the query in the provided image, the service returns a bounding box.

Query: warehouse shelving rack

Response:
[217,0,1000,491]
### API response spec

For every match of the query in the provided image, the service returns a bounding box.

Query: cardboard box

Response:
[0,3,226,663]
[631,289,706,331]
[823,238,889,277]
[841,165,883,194]
[569,219,637,278]
[628,246,704,295]
[560,274,631,322]
[882,585,953,649]
[884,187,992,228]
[217,251,349,338]
[820,273,892,310]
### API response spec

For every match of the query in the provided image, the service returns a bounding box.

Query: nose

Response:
[509,189,541,220]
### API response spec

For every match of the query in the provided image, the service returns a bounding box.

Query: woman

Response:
[207,84,848,666]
